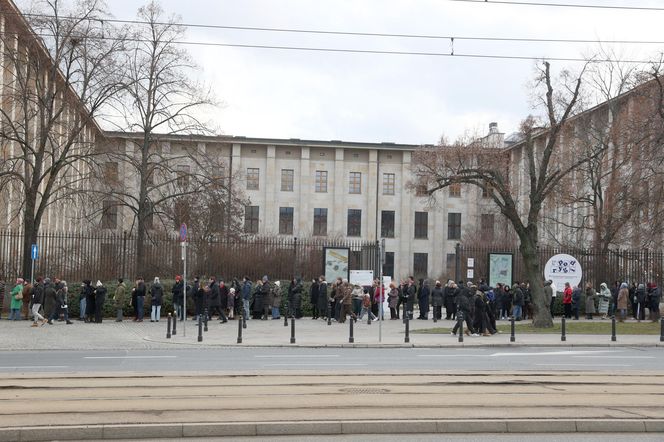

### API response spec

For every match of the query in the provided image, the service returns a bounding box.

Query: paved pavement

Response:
[0,316,662,350]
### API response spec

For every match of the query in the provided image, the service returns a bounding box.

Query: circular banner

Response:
[544,253,583,289]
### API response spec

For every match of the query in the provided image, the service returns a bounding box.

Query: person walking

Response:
[358,292,378,321]
[114,278,126,322]
[30,277,47,327]
[451,283,476,336]
[43,278,57,325]
[149,277,163,322]
[562,282,573,319]
[9,278,25,321]
[94,281,107,323]
[55,281,73,325]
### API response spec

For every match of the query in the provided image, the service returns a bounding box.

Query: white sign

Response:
[544,254,583,289]
[467,258,474,268]
[350,270,374,286]
[467,269,474,279]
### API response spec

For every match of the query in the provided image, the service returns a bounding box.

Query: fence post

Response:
[204,308,208,332]
[171,312,177,336]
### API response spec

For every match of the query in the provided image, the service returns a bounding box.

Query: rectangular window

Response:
[347,209,362,237]
[414,211,428,239]
[244,205,259,234]
[349,172,361,194]
[481,213,495,241]
[383,173,395,195]
[103,162,118,183]
[281,169,294,192]
[381,210,395,238]
[313,208,328,236]
[449,182,461,198]
[101,200,117,229]
[246,168,259,190]
[446,253,457,276]
[176,164,190,188]
[315,170,328,193]
[414,253,428,278]
[448,212,462,240]
[383,252,395,278]
[279,207,294,235]
[482,181,493,198]
[415,184,427,197]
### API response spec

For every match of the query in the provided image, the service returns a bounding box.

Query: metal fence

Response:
[456,244,664,287]
[0,230,379,283]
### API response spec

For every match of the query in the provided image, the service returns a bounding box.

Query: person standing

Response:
[636,283,647,322]
[597,283,611,320]
[431,281,444,321]
[241,277,252,321]
[444,280,456,320]
[251,279,264,320]
[43,278,57,325]
[417,279,430,320]
[650,282,661,322]
[388,282,399,319]
[317,276,329,320]
[9,278,24,321]
[114,278,126,322]
[310,279,320,320]
[30,277,47,327]
[149,277,163,322]
[617,283,629,322]
[94,281,107,323]
[339,279,354,323]
[79,280,89,322]
[134,277,146,322]
[271,281,282,319]
[261,276,273,319]
[562,282,573,319]
[571,284,582,320]
[172,276,184,321]
[55,281,73,325]
[219,280,230,321]
[85,279,96,323]
[511,283,523,321]
[406,276,417,320]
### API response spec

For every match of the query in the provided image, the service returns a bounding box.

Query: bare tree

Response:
[0,0,123,278]
[411,62,596,328]
[106,0,218,276]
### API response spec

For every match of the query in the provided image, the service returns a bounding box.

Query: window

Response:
[449,182,461,198]
[414,211,428,239]
[244,205,259,234]
[446,253,457,276]
[414,253,428,278]
[383,252,395,278]
[210,202,225,232]
[448,212,462,240]
[281,169,294,192]
[101,200,117,229]
[415,184,427,197]
[176,164,190,188]
[313,208,328,236]
[347,209,362,237]
[246,168,259,190]
[315,170,328,193]
[349,172,362,194]
[482,182,494,198]
[103,162,118,183]
[383,173,395,195]
[279,207,294,235]
[381,210,395,238]
[481,213,495,241]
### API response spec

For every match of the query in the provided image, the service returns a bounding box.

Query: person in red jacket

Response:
[562,282,573,319]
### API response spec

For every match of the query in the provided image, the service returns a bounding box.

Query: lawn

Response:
[412,320,662,335]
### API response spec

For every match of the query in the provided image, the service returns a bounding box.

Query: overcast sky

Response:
[26,0,664,144]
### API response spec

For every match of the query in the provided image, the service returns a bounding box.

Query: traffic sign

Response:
[31,244,38,260]
[180,223,187,242]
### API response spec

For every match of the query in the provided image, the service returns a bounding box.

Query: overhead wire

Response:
[446,0,664,11]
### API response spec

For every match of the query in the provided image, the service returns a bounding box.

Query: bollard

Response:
[510,316,515,343]
[561,317,566,342]
[204,308,208,332]
[284,301,289,327]
[290,317,296,344]
[166,313,172,339]
[171,312,177,336]
[457,312,463,343]
[327,301,332,326]
[197,314,203,342]
[404,315,410,343]
[611,316,617,342]
[661,317,664,342]
[367,307,372,325]
[237,315,243,344]
[402,303,407,324]
[349,315,354,343]
[242,313,247,329]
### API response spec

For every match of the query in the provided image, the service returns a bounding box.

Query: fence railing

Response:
[0,230,379,283]
[456,244,664,287]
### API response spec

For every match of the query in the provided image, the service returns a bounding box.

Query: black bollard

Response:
[561,317,566,342]
[661,317,664,343]
[327,301,332,326]
[171,312,177,336]
[611,316,617,342]
[204,308,208,332]
[166,313,172,339]
[457,312,464,343]
[242,313,247,329]
[284,301,289,326]
[402,303,407,324]
[290,317,296,344]
[510,316,515,343]
[237,315,243,344]
[404,315,410,343]
[367,307,372,325]
[349,316,354,343]
[197,314,203,342]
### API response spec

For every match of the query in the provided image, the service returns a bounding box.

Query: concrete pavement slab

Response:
[101,424,183,439]
[182,423,256,437]
[507,420,577,433]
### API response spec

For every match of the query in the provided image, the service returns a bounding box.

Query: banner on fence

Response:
[544,253,583,288]
[350,270,373,286]
[323,247,350,282]
[488,253,513,288]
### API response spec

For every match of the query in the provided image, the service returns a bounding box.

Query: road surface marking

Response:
[83,356,177,359]
[417,354,488,357]
[0,365,68,369]
[263,363,366,366]
[255,355,340,358]
[535,363,631,367]
[491,350,617,357]
[572,356,655,359]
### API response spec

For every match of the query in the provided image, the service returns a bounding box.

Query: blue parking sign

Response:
[31,244,38,260]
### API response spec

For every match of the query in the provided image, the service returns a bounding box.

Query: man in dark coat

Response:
[84,279,96,322]
[218,280,229,323]
[452,283,476,336]
[405,276,417,320]
[207,277,224,321]
[310,280,320,319]
[43,278,57,324]
[251,280,264,320]
[30,277,46,326]
[317,276,329,320]
[417,279,430,320]
[431,281,444,320]
[172,276,184,321]
[134,278,146,322]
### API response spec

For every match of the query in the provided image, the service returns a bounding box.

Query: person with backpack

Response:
[358,292,378,321]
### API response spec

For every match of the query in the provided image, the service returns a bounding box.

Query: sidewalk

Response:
[1,315,662,350]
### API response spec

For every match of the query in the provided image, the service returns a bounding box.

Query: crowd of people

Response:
[0,275,661,329]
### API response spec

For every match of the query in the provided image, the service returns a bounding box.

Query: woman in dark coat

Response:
[83,280,95,323]
[316,277,329,320]
[292,278,303,319]
[431,281,444,320]
[94,280,107,323]
[251,280,264,320]
[310,280,320,319]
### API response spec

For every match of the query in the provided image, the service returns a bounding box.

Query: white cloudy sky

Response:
[25,0,664,143]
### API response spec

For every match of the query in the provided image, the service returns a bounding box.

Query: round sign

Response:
[544,253,583,289]
[179,223,187,242]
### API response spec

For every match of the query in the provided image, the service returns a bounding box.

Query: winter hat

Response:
[230,288,236,293]
[175,275,182,281]
[16,278,24,284]
[275,281,281,287]
[262,275,269,283]
[154,277,160,284]
[96,280,102,287]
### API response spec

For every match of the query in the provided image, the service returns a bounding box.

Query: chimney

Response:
[489,122,499,134]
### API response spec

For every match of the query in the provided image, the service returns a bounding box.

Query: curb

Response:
[1,419,663,440]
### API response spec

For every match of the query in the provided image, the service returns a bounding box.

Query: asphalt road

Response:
[1,346,663,373]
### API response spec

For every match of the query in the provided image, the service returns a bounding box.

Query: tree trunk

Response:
[21,193,38,281]
[519,229,553,328]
